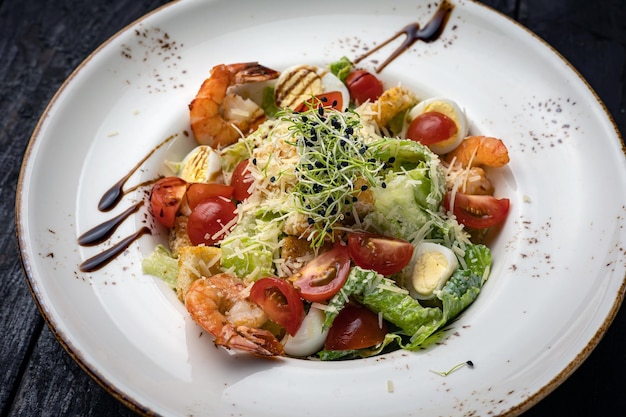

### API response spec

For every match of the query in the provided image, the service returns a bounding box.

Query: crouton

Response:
[176,245,222,302]
[168,216,193,258]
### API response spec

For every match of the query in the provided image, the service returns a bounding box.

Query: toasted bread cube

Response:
[176,245,222,302]
[169,216,193,258]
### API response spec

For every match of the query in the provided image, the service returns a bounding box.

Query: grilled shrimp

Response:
[445,135,509,168]
[185,273,285,356]
[189,62,280,148]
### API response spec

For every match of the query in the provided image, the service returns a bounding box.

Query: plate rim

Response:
[14,0,626,416]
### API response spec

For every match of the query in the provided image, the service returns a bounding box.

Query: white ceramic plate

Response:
[16,0,626,416]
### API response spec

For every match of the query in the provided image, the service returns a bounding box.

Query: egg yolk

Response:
[412,252,449,295]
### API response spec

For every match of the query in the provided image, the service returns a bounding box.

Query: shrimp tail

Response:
[228,62,280,84]
[189,62,280,148]
[216,326,285,357]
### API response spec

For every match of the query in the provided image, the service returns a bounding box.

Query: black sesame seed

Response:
[270,176,276,183]
[361,185,368,191]
[307,217,315,225]
[381,182,387,188]
[388,157,396,163]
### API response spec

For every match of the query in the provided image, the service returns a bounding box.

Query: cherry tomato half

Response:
[294,91,344,113]
[348,232,414,276]
[150,177,187,228]
[345,69,383,105]
[406,111,458,145]
[445,192,510,229]
[324,302,388,351]
[185,183,234,211]
[231,159,254,201]
[249,277,305,336]
[292,244,351,302]
[187,197,237,246]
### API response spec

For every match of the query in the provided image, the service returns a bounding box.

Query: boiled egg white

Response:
[404,97,468,155]
[282,306,329,357]
[178,145,223,184]
[274,64,349,111]
[409,242,459,300]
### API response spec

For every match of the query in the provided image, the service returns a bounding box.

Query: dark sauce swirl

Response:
[354,0,454,73]
[78,134,178,272]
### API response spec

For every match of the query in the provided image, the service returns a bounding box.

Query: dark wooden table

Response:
[2,0,625,416]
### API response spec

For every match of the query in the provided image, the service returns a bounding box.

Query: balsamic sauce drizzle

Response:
[99,134,177,212]
[76,1,454,273]
[354,0,454,73]
[78,201,144,246]
[78,134,178,272]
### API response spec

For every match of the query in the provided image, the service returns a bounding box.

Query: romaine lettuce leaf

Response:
[141,244,178,288]
[328,56,354,82]
[322,267,382,330]
[220,214,282,280]
[356,266,483,351]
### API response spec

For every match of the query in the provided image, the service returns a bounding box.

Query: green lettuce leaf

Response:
[356,268,482,351]
[322,267,383,330]
[328,56,354,82]
[220,210,285,280]
[141,244,178,289]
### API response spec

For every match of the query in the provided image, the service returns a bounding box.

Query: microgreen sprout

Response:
[430,360,474,377]
[283,107,384,248]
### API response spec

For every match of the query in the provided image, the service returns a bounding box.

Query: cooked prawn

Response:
[185,273,285,357]
[189,62,280,148]
[445,135,509,168]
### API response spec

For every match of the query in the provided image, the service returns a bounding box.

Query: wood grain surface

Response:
[1,0,624,416]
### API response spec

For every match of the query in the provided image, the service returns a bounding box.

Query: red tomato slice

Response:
[324,302,388,351]
[294,91,343,112]
[150,177,187,228]
[187,197,237,246]
[348,232,414,276]
[445,192,510,229]
[345,69,383,105]
[231,159,254,201]
[249,277,305,336]
[407,111,458,145]
[186,183,234,211]
[292,244,351,302]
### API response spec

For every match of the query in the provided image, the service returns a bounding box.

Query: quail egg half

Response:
[282,306,329,357]
[178,145,223,184]
[404,97,468,155]
[409,242,459,300]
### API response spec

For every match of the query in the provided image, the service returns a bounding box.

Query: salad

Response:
[142,57,510,360]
